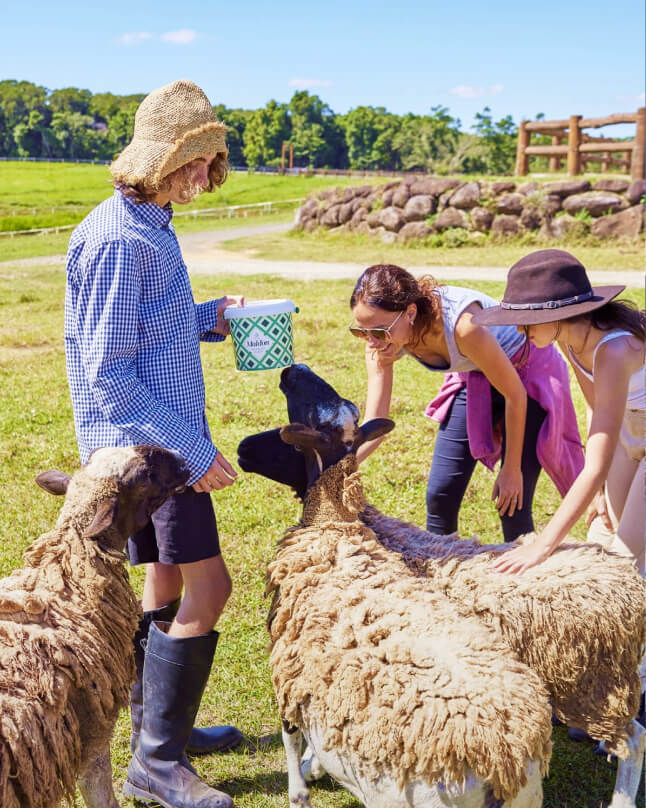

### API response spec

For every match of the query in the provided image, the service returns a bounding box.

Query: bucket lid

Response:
[223,299,298,319]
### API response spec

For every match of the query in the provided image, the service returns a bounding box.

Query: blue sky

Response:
[2,0,644,134]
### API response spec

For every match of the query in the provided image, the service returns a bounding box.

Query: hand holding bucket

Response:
[223,299,299,371]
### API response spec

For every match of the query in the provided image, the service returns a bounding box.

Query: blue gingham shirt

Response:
[65,190,224,485]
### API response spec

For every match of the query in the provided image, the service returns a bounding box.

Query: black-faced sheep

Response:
[238,363,645,808]
[0,445,189,808]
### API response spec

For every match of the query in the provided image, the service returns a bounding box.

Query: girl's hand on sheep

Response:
[211,295,245,336]
[490,535,552,575]
[585,489,613,531]
[491,465,523,517]
[193,451,238,493]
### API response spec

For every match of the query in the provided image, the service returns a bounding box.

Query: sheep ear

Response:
[36,470,72,496]
[354,418,395,449]
[83,497,119,539]
[280,423,330,450]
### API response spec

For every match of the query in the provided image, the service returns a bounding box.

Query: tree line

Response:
[0,79,523,174]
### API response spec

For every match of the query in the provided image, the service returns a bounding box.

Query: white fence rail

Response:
[0,198,304,238]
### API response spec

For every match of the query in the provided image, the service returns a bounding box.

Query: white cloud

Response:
[160,28,198,45]
[449,83,504,99]
[615,92,645,107]
[288,78,332,90]
[117,31,153,46]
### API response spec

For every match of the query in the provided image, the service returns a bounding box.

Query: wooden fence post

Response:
[550,136,562,172]
[631,107,645,181]
[567,115,582,176]
[515,121,530,176]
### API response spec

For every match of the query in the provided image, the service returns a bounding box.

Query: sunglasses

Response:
[349,310,405,341]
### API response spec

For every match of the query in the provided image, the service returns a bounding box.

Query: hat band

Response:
[501,290,593,311]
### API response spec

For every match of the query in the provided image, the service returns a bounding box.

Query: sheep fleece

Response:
[0,475,139,808]
[364,506,646,758]
[267,457,552,802]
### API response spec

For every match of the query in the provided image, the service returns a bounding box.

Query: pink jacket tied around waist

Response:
[425,342,584,497]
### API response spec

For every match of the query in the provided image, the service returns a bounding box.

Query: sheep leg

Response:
[608,719,646,808]
[301,743,326,783]
[78,746,120,808]
[282,721,313,807]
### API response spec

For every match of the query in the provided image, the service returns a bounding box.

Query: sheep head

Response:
[238,364,394,496]
[36,446,190,552]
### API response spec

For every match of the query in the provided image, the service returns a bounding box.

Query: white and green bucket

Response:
[223,299,299,371]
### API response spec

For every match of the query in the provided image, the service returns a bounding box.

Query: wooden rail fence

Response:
[516,108,645,179]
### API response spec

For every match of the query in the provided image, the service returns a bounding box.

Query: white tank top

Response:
[567,330,646,412]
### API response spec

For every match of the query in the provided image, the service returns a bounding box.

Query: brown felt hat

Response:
[110,79,228,189]
[472,249,625,326]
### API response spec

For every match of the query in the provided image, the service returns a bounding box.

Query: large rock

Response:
[543,180,591,197]
[434,208,469,230]
[448,182,481,209]
[381,230,398,244]
[381,188,395,207]
[366,210,382,228]
[496,193,525,215]
[437,190,453,212]
[590,206,644,239]
[380,206,406,232]
[518,181,539,195]
[338,202,354,224]
[350,207,367,227]
[470,207,494,232]
[392,185,410,208]
[520,206,543,231]
[303,219,318,233]
[403,194,436,222]
[320,205,341,227]
[562,191,629,217]
[398,221,432,241]
[548,214,588,239]
[491,215,521,237]
[353,220,371,236]
[356,185,374,197]
[626,179,646,204]
[490,180,517,195]
[410,177,460,196]
[592,179,630,193]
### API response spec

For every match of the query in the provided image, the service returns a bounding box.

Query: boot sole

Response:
[123,780,234,808]
[123,780,173,808]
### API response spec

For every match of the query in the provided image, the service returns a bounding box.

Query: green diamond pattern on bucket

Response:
[228,311,294,371]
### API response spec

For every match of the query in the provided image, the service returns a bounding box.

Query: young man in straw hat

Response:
[65,79,243,808]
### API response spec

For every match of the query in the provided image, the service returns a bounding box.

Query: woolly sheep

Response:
[0,445,189,808]
[238,363,645,808]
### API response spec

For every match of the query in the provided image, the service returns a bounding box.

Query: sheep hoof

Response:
[289,790,313,807]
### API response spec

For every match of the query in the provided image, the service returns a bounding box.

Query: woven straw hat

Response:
[110,79,228,189]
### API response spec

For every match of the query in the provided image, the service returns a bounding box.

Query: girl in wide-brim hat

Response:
[473,248,645,575]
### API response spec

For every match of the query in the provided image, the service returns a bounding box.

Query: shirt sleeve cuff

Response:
[196,298,226,342]
[184,436,218,486]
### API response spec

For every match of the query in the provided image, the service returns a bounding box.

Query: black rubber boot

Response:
[130,600,242,755]
[124,622,234,808]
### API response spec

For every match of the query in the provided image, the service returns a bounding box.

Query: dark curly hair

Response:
[350,264,442,347]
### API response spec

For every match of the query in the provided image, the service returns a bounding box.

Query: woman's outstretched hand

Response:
[490,534,553,575]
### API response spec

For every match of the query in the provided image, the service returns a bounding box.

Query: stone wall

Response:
[294,177,645,243]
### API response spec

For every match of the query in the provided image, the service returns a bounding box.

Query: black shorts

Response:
[127,488,221,566]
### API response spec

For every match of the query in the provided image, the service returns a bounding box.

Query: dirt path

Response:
[2,221,642,287]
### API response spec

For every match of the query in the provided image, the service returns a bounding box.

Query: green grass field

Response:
[0,161,388,232]
[1,260,642,807]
